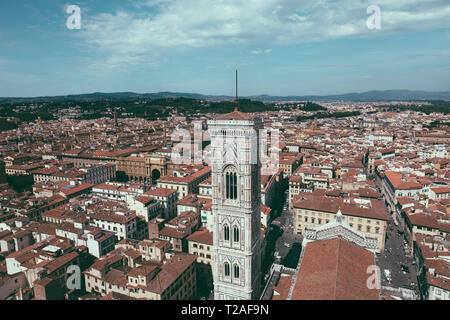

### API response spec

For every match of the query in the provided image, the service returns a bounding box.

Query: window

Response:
[225,166,238,200]
[234,265,240,279]
[224,225,230,241]
[224,262,230,277]
[233,226,240,243]
[358,225,362,231]
[375,227,379,234]
[367,226,371,232]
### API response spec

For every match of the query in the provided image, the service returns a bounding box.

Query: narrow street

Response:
[271,190,303,265]
[374,183,420,298]
[377,218,418,292]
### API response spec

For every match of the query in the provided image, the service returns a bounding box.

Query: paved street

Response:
[272,191,303,264]
[376,218,419,293]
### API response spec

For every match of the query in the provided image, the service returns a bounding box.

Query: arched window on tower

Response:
[224,166,238,200]
[234,264,240,279]
[224,225,230,241]
[233,226,239,243]
[224,262,230,277]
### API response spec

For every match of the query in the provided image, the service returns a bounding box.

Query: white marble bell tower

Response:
[208,108,263,300]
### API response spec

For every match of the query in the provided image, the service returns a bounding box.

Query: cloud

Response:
[251,48,272,55]
[79,0,450,69]
[0,57,13,66]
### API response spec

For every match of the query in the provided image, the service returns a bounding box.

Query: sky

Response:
[0,0,450,97]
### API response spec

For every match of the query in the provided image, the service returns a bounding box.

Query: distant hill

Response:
[249,90,450,102]
[1,89,450,103]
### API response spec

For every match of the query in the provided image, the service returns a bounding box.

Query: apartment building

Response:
[90,211,138,242]
[92,182,146,201]
[186,229,214,268]
[293,196,388,252]
[32,163,112,185]
[382,171,427,223]
[187,228,214,294]
[116,238,171,263]
[157,166,211,200]
[126,195,162,222]
[176,194,211,217]
[144,188,178,220]
[6,237,93,299]
[151,210,200,252]
[278,153,302,176]
[83,249,197,300]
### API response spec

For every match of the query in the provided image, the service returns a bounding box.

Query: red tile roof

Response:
[145,188,177,197]
[293,196,388,221]
[186,229,213,245]
[291,237,379,300]
[216,110,254,121]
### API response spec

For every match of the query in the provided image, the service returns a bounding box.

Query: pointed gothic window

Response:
[224,262,230,277]
[224,225,230,241]
[233,226,239,243]
[224,166,238,200]
[234,265,240,279]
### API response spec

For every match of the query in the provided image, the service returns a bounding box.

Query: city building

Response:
[208,108,263,300]
[157,166,211,200]
[83,248,197,300]
[293,195,388,252]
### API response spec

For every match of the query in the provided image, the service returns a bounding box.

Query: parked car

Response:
[384,269,392,282]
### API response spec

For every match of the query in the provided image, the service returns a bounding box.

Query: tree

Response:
[7,175,34,192]
[115,171,129,183]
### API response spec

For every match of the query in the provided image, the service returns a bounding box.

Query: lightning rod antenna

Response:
[235,69,238,112]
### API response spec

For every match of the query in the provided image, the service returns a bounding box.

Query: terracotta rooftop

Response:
[216,109,254,121]
[293,196,388,221]
[272,274,293,300]
[145,188,177,197]
[291,237,379,300]
[186,229,213,245]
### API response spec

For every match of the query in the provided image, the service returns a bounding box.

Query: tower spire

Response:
[336,208,343,223]
[235,69,238,112]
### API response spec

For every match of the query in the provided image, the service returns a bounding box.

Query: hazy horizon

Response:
[1,1,450,97]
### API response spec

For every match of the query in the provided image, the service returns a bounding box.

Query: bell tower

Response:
[207,71,263,300]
